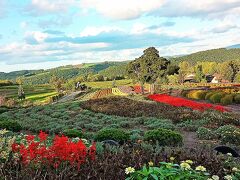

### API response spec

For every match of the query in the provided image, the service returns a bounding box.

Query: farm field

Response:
[0,84,57,103]
[84,79,133,89]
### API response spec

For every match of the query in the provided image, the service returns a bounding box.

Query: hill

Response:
[0,61,129,84]
[171,48,240,64]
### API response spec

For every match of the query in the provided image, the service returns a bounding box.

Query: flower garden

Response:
[1,83,240,179]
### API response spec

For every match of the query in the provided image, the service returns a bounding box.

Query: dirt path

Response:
[181,131,198,148]
[57,91,84,103]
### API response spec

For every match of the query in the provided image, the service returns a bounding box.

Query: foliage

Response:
[63,129,83,138]
[197,127,215,140]
[94,128,130,143]
[209,93,225,103]
[144,128,183,146]
[220,94,234,105]
[215,125,240,145]
[234,94,240,104]
[127,47,176,93]
[126,162,210,180]
[0,120,21,132]
[171,48,240,64]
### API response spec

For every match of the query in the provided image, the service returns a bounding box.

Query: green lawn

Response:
[84,79,133,89]
[0,84,56,103]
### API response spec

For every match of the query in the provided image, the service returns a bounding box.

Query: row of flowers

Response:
[0,129,96,169]
[125,157,240,180]
[148,94,228,112]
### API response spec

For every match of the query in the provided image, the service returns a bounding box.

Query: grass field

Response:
[0,84,57,103]
[84,79,133,89]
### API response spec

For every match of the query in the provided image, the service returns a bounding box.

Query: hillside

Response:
[0,61,128,84]
[171,48,240,64]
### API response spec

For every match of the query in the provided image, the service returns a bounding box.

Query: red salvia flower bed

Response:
[148,94,228,112]
[12,131,96,169]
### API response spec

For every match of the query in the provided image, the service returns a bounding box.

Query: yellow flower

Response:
[170,157,175,161]
[185,160,193,165]
[148,161,154,166]
[224,175,232,180]
[195,165,206,172]
[125,167,135,174]
[180,162,191,170]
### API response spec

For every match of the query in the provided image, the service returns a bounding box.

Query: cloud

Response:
[152,0,240,19]
[25,0,77,15]
[38,16,73,28]
[211,23,238,34]
[80,0,240,20]
[24,31,49,44]
[0,0,6,18]
[80,0,165,20]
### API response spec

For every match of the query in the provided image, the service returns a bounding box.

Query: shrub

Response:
[94,128,130,143]
[63,129,83,138]
[209,93,225,103]
[220,94,233,105]
[234,94,240,104]
[196,127,215,140]
[215,125,240,145]
[187,90,207,100]
[205,92,214,100]
[0,120,21,132]
[181,90,189,97]
[144,128,183,146]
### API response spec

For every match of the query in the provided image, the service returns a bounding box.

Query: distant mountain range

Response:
[170,47,240,64]
[1,44,240,82]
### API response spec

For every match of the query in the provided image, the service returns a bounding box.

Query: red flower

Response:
[12,131,96,169]
[38,130,48,142]
[148,94,228,112]
[26,135,35,142]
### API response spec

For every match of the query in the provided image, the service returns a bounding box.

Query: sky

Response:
[0,0,240,72]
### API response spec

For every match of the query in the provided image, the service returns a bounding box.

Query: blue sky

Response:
[0,0,240,72]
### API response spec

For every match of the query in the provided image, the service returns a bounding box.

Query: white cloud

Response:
[80,26,123,37]
[24,31,49,44]
[80,0,240,20]
[80,0,165,20]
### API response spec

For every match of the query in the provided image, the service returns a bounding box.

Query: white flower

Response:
[212,175,219,180]
[232,167,239,172]
[180,162,191,170]
[125,167,135,174]
[195,165,206,172]
[224,175,232,180]
[226,153,232,156]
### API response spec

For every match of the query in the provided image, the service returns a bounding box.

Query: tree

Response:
[16,77,24,85]
[178,61,193,83]
[49,76,65,92]
[127,47,171,94]
[217,60,240,82]
[194,65,205,83]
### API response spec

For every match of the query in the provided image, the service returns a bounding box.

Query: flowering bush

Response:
[11,131,96,168]
[148,94,227,112]
[126,160,210,180]
[0,129,16,162]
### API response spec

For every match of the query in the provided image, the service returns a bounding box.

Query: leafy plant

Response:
[94,128,130,143]
[0,120,21,132]
[63,129,83,138]
[144,128,183,146]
